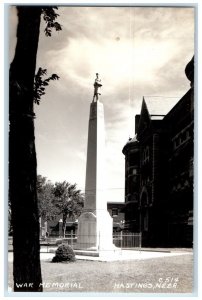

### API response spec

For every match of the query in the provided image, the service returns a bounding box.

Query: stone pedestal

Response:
[76,101,114,253]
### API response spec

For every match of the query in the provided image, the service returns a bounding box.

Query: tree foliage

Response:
[41,7,62,37]
[37,175,58,221]
[34,68,59,104]
[53,181,84,236]
[37,177,84,235]
[33,7,62,105]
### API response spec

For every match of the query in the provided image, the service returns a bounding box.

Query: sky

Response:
[9,5,194,203]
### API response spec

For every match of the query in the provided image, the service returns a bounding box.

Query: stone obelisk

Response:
[76,74,113,253]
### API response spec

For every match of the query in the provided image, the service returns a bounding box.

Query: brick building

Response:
[40,202,125,237]
[122,57,194,247]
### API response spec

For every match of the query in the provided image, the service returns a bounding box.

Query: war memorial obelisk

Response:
[76,74,114,254]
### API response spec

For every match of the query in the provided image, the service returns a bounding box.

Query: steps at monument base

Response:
[74,249,99,257]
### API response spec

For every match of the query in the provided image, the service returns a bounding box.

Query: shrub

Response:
[52,244,76,263]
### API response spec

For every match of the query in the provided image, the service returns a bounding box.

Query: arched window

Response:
[140,188,148,206]
[142,146,150,164]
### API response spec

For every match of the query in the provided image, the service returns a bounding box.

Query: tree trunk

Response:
[9,6,43,292]
[63,214,67,238]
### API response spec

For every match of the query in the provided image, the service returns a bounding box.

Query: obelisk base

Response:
[75,210,115,253]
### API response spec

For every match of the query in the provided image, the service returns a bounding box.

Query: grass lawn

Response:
[8,253,193,294]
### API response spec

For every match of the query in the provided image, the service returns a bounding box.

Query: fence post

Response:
[59,219,63,238]
[139,232,142,252]
[98,231,100,251]
[121,230,123,249]
[71,230,73,248]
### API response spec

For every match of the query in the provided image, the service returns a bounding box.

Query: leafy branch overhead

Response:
[33,67,59,104]
[42,7,62,37]
[33,8,61,105]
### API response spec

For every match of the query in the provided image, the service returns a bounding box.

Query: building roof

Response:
[150,115,165,120]
[144,96,179,117]
[125,136,138,145]
[185,56,194,86]
[122,136,139,154]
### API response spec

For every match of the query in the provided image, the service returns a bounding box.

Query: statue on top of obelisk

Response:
[93,73,102,102]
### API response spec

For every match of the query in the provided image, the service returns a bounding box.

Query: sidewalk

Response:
[8,248,193,262]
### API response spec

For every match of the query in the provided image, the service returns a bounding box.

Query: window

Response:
[172,124,193,150]
[189,158,193,177]
[143,210,148,231]
[142,146,150,164]
[180,131,187,143]
[112,208,118,217]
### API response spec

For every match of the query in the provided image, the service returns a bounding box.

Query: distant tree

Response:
[53,182,84,237]
[9,6,61,292]
[37,175,58,221]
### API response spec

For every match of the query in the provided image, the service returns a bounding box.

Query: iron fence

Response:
[39,232,142,252]
[113,232,142,249]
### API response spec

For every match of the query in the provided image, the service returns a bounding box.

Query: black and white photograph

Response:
[4,0,198,297]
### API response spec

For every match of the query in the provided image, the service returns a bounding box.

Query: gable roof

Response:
[136,96,179,136]
[137,97,151,132]
[144,96,179,116]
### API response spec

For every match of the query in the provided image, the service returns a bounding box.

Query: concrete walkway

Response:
[8,249,193,262]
